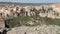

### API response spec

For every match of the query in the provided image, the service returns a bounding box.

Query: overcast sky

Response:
[0,0,60,3]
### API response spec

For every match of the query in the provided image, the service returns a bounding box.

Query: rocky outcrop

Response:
[7,25,60,34]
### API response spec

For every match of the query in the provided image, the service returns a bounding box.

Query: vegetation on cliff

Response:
[4,6,60,28]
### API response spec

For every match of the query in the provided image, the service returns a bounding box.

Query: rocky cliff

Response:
[0,3,60,34]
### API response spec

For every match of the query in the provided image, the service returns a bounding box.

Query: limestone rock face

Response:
[0,4,60,19]
[7,25,60,34]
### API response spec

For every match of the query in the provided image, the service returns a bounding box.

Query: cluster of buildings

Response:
[0,4,60,19]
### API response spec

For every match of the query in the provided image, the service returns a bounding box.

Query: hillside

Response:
[0,2,60,34]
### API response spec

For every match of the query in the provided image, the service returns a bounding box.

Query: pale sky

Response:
[0,0,60,3]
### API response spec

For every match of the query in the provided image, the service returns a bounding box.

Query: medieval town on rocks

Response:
[0,3,60,34]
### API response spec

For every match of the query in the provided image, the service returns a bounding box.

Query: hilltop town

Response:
[0,3,60,34]
[0,3,60,19]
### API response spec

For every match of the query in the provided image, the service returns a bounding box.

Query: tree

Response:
[35,11,40,16]
[30,8,38,16]
[48,7,53,11]
[41,6,46,13]
[53,11,59,16]
[20,8,26,16]
[30,8,37,12]
[0,13,2,16]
